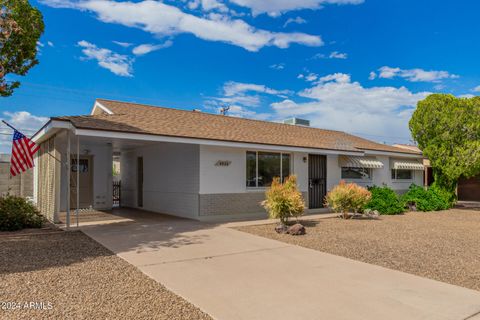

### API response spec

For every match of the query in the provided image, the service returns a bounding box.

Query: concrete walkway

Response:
[80,210,480,320]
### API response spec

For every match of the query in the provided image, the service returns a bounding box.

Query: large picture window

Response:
[391,169,413,180]
[246,151,291,187]
[341,167,372,180]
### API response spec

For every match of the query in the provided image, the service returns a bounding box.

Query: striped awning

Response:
[391,160,424,170]
[338,156,384,169]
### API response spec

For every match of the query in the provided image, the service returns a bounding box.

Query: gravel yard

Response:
[0,229,212,320]
[237,208,480,291]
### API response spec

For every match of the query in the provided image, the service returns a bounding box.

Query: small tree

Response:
[325,181,371,219]
[261,175,305,225]
[0,0,44,96]
[409,94,480,193]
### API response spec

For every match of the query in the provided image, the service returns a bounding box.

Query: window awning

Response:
[391,160,424,170]
[338,156,384,169]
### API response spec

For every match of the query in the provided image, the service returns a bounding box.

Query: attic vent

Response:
[283,118,310,127]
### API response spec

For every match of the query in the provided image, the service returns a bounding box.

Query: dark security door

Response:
[308,154,327,209]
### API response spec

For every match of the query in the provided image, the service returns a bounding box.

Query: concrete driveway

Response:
[80,209,480,320]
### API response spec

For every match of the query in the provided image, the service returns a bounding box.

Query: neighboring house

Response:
[0,154,33,198]
[32,99,424,222]
[394,144,480,201]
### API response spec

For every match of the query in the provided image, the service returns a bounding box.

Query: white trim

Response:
[32,120,75,143]
[74,128,364,155]
[90,101,113,115]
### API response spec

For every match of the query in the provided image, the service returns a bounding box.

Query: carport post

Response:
[76,135,79,228]
[66,130,71,230]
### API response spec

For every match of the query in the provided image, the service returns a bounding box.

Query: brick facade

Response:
[199,192,308,216]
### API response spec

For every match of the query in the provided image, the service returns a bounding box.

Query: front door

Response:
[308,154,327,209]
[70,156,93,209]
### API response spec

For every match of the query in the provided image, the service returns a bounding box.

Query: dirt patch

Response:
[0,230,212,320]
[236,209,480,291]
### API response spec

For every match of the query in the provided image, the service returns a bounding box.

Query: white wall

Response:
[326,154,341,192]
[199,145,246,194]
[121,142,200,219]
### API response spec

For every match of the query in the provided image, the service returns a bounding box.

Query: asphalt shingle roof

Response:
[52,99,421,155]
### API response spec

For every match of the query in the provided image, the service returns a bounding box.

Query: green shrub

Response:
[262,175,305,225]
[0,195,44,231]
[325,181,371,219]
[401,184,454,212]
[364,186,405,215]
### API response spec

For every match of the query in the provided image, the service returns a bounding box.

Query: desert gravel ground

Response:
[237,208,480,291]
[0,229,212,320]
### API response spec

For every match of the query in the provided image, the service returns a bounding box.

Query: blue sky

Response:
[1,0,479,151]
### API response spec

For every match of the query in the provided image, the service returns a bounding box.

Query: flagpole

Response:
[2,120,19,131]
[2,119,63,164]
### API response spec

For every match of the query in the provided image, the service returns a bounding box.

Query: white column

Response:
[66,130,71,229]
[76,135,80,227]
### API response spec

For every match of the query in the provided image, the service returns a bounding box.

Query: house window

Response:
[341,167,372,180]
[391,169,413,180]
[246,151,290,187]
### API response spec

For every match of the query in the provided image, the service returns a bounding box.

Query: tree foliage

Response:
[0,0,44,97]
[409,94,480,191]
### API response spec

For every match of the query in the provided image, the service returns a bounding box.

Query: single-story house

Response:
[32,99,424,223]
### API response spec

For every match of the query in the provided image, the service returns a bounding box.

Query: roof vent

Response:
[283,118,310,127]
[192,109,202,112]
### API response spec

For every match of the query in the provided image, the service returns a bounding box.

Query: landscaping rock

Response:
[275,224,288,234]
[286,223,306,235]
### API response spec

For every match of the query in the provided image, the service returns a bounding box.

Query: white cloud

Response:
[459,94,475,98]
[368,71,376,80]
[0,111,49,153]
[40,0,323,52]
[132,40,173,56]
[223,81,291,97]
[311,51,347,60]
[283,16,307,27]
[433,84,446,91]
[298,72,318,82]
[112,40,133,48]
[376,66,459,83]
[78,40,133,77]
[329,51,347,59]
[270,63,285,70]
[271,73,430,143]
[228,0,364,17]
[311,53,325,59]
[473,85,480,92]
[205,80,291,113]
[47,41,54,47]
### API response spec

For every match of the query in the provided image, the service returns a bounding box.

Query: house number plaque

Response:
[215,160,232,167]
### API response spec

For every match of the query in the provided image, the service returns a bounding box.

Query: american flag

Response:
[10,130,40,177]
